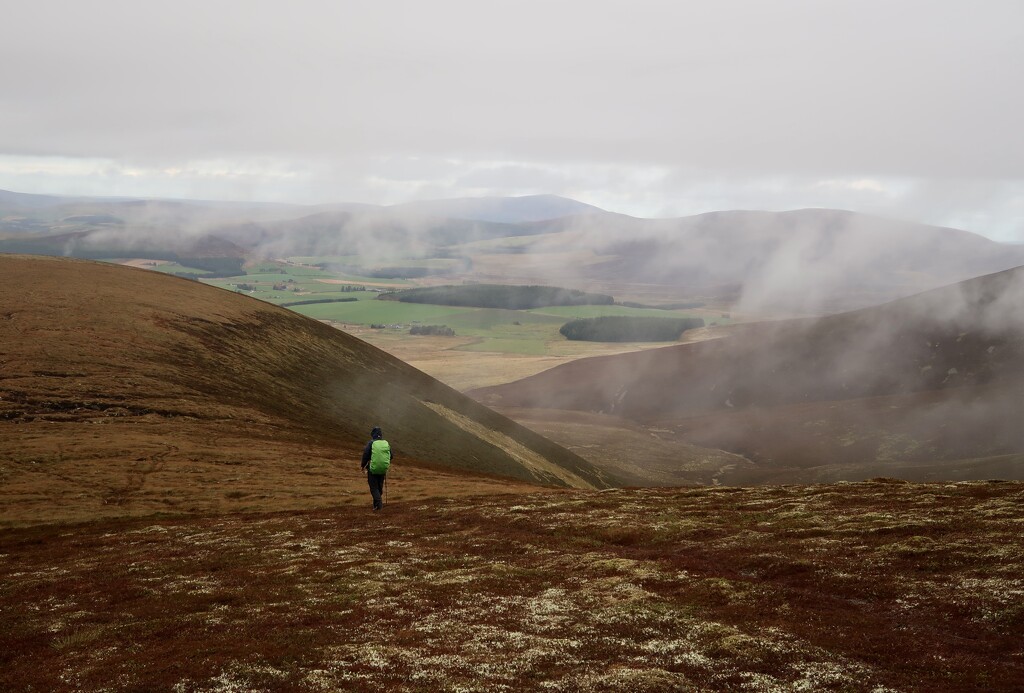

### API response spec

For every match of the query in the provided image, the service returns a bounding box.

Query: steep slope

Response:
[472,267,1024,482]
[0,255,607,524]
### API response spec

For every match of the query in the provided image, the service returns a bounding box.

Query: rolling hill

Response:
[7,189,1024,316]
[471,266,1024,484]
[0,255,608,525]
[4,254,1023,692]
[499,208,1024,313]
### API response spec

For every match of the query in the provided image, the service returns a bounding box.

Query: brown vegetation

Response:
[2,480,1022,691]
[0,255,609,526]
[473,267,1024,484]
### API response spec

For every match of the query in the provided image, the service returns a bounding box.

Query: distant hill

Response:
[5,189,1024,314]
[388,194,605,223]
[514,208,1024,313]
[0,189,82,210]
[210,209,545,259]
[472,266,1024,483]
[0,229,248,261]
[0,255,608,524]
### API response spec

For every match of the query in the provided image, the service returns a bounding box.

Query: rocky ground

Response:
[3,479,1022,691]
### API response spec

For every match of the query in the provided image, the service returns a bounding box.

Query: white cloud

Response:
[2,154,1023,242]
[814,179,891,195]
[1,1,1022,238]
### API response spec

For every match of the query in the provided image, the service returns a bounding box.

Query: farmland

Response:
[103,257,728,386]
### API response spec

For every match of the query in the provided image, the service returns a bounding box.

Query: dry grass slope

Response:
[0,255,608,526]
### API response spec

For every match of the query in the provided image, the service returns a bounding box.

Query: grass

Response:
[284,296,575,357]
[290,299,473,324]
[175,258,721,356]
[457,338,550,355]
[2,480,1022,691]
[440,309,564,331]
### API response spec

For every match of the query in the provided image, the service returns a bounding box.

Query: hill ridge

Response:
[0,254,608,525]
[471,266,1024,483]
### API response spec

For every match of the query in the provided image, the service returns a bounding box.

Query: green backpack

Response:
[369,439,391,474]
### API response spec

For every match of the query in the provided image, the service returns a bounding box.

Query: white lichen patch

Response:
[174,660,289,693]
[7,482,1022,692]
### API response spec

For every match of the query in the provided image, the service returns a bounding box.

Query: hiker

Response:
[361,426,392,511]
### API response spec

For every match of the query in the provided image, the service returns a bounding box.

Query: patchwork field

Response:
[3,481,1022,691]
[150,258,731,362]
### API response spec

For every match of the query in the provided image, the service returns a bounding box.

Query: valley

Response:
[3,192,1024,691]
[6,2,1024,689]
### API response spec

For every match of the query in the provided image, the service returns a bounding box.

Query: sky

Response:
[2,0,1023,240]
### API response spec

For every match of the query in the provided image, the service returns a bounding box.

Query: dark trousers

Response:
[367,471,386,510]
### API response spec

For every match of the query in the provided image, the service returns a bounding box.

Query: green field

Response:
[438,309,564,332]
[286,299,568,354]
[457,337,551,355]
[441,314,565,354]
[186,259,715,355]
[197,260,389,306]
[290,300,472,324]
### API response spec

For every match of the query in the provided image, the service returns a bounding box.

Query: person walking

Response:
[361,426,392,511]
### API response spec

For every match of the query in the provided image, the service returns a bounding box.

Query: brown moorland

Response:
[2,255,1024,691]
[472,267,1024,484]
[0,255,609,526]
[2,481,1022,691]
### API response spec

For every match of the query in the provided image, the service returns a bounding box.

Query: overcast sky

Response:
[2,0,1022,239]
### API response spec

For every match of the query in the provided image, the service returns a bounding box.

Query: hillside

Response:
[0,255,609,525]
[7,189,1024,315]
[3,480,1022,691]
[472,267,1024,483]
[506,208,1024,313]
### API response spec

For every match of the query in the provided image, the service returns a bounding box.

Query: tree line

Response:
[278,297,359,307]
[381,284,614,310]
[410,325,456,336]
[559,316,705,342]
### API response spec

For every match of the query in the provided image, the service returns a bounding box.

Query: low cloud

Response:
[1,1,1022,238]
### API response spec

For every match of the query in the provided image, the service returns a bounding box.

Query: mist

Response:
[6,184,1024,320]
[470,263,1024,482]
[2,1,1023,241]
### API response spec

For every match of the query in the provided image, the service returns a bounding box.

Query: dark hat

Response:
[371,427,383,439]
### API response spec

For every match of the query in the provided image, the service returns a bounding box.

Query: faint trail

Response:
[105,445,175,506]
